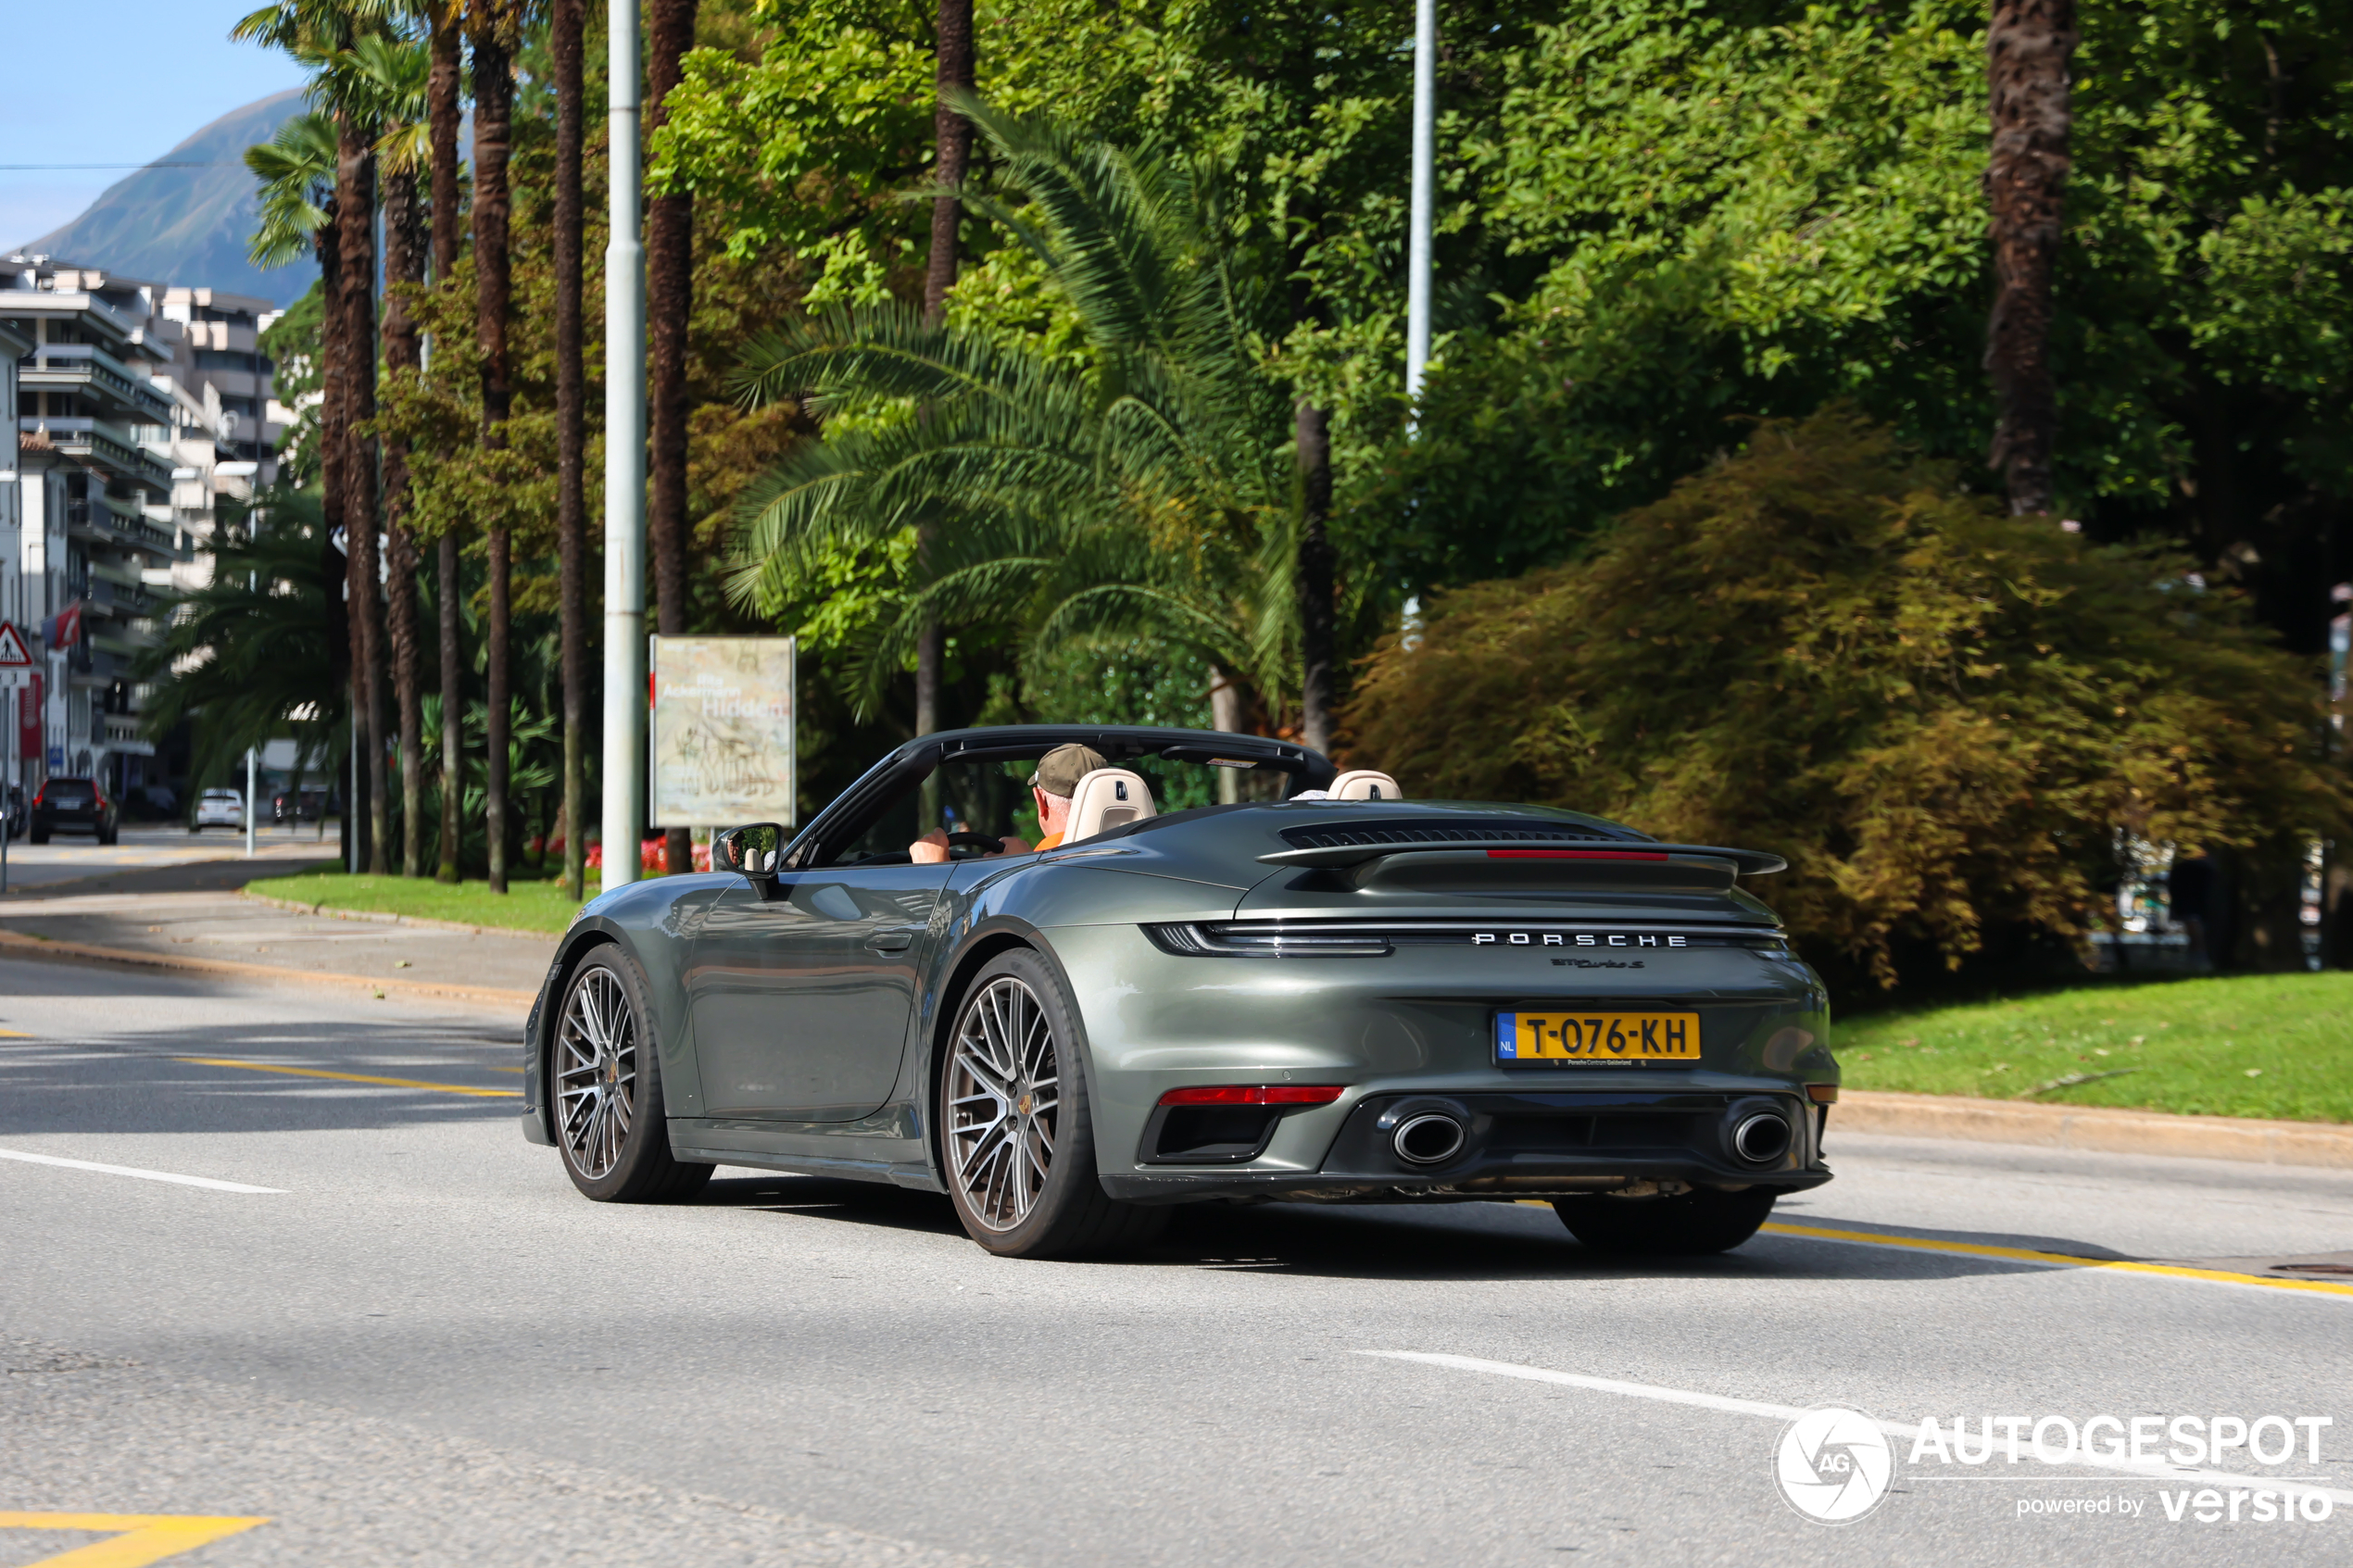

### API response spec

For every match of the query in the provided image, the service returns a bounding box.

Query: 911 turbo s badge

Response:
[1472,932,1688,947]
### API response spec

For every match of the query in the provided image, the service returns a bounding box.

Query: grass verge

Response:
[248,870,598,936]
[1837,972,2353,1123]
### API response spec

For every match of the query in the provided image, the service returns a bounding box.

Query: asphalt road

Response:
[2,953,2349,1567]
[0,823,337,893]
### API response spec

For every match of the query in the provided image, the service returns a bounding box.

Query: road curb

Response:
[0,927,541,1012]
[237,887,569,940]
[1837,1089,2353,1171]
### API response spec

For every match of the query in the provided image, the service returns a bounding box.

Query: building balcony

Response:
[60,494,182,560]
[19,344,173,422]
[26,417,174,497]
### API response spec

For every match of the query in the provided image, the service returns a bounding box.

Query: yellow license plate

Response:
[1495,1011,1701,1063]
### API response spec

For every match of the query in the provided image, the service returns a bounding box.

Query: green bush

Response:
[1344,408,2350,987]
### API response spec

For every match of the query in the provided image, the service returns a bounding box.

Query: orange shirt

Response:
[1035,832,1064,852]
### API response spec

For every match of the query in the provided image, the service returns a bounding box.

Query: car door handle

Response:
[864,930,914,952]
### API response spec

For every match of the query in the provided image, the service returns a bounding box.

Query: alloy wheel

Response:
[557,965,637,1180]
[946,975,1061,1231]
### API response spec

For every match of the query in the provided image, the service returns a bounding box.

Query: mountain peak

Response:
[14,90,318,307]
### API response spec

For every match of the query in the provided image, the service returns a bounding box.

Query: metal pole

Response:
[245,746,256,859]
[601,0,647,890]
[1404,0,1437,417]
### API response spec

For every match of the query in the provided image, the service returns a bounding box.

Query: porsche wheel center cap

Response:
[1015,1093,1033,1117]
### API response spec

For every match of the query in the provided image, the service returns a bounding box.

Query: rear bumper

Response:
[1102,1088,1831,1205]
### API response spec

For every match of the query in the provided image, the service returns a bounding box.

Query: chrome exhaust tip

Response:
[1392,1111,1466,1165]
[1730,1110,1793,1166]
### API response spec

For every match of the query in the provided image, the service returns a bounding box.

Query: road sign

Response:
[0,621,30,668]
[649,635,796,829]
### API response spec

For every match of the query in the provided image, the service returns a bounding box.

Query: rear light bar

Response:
[1143,922,1390,957]
[1158,1085,1346,1107]
[1487,848,1668,861]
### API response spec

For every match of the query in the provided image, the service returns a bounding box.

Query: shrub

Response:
[1343,408,2350,986]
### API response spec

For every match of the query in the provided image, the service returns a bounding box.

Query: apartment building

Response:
[2,253,282,802]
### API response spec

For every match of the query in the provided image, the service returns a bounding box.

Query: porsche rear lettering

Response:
[1472,932,1686,947]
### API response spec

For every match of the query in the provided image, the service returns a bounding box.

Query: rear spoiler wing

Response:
[1257,841,1788,877]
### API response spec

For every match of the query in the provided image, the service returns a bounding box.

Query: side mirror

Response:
[712,822,789,883]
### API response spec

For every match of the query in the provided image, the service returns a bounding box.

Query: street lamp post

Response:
[602,0,648,889]
[1404,0,1436,415]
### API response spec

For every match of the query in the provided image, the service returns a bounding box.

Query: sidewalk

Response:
[0,859,555,1015]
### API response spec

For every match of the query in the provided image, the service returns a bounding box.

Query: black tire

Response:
[29,829,45,845]
[99,827,117,846]
[551,944,713,1203]
[1554,1186,1779,1256]
[937,949,1167,1259]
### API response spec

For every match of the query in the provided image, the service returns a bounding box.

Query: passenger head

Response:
[1030,743,1107,834]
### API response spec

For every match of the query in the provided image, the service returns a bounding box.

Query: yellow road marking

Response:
[1760,1221,2353,1299]
[0,1028,31,1036]
[0,1513,269,1567]
[173,1057,520,1098]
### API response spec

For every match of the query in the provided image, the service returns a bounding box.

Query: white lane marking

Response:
[1361,1351,2353,1505]
[0,1148,284,1193]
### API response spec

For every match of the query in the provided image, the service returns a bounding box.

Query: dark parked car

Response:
[3,784,22,841]
[272,786,330,823]
[126,784,181,822]
[31,777,118,844]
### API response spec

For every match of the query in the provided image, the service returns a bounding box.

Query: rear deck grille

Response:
[1278,819,1633,851]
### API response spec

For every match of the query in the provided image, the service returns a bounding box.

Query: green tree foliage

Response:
[1343,410,2351,986]
[136,489,345,788]
[1384,1,2353,633]
[728,104,1305,721]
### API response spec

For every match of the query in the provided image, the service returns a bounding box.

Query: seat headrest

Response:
[1063,767,1157,844]
[1329,770,1404,801]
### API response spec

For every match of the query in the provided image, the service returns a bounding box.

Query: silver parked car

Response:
[521,726,1836,1259]
[192,788,246,832]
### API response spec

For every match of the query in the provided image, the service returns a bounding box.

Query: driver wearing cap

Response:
[909,742,1106,864]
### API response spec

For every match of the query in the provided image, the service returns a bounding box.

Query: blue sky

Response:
[2,3,307,248]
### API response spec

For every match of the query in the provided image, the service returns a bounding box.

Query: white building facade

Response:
[3,254,282,804]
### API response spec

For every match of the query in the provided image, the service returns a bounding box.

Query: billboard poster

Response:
[649,636,797,829]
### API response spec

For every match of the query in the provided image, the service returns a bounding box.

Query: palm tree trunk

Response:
[473,14,515,895]
[430,0,464,884]
[437,533,463,882]
[383,165,426,877]
[332,116,385,874]
[1985,0,2077,518]
[648,0,698,875]
[1294,400,1336,756]
[553,0,589,902]
[316,219,352,859]
[913,0,975,741]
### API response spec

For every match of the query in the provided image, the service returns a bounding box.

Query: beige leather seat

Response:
[1329,769,1404,801]
[1062,767,1157,843]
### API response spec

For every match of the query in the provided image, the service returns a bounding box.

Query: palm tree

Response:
[137,489,346,796]
[552,0,589,901]
[244,108,354,839]
[471,0,518,893]
[353,31,433,876]
[730,105,1302,726]
[915,0,976,744]
[235,0,402,872]
[648,0,698,878]
[424,0,466,884]
[1985,0,2078,517]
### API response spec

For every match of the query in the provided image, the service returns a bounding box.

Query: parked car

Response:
[3,784,23,841]
[271,787,329,823]
[31,777,118,845]
[126,784,180,822]
[192,788,247,833]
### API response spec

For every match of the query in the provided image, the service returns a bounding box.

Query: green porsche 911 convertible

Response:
[521,725,1836,1259]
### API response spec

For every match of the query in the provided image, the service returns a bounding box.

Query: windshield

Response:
[829,752,1292,867]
